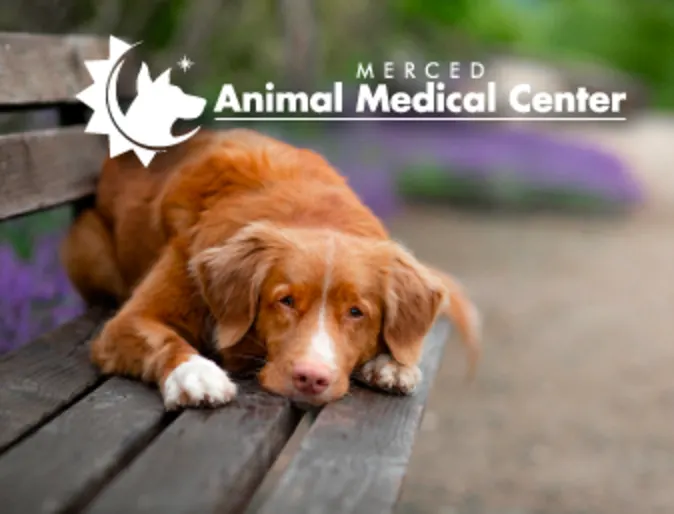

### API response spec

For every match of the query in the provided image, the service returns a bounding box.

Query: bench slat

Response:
[0,378,168,514]
[0,308,109,452]
[0,33,112,106]
[257,320,450,514]
[85,381,302,514]
[0,127,105,220]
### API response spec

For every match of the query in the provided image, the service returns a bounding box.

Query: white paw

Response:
[162,355,237,410]
[358,354,421,395]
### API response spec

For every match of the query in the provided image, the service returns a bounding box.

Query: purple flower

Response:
[0,233,84,353]
[377,125,642,204]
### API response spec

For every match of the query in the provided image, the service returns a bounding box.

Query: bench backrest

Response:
[0,33,129,221]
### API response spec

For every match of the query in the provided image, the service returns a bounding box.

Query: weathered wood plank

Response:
[0,308,109,452]
[85,381,302,514]
[0,378,169,514]
[0,33,109,106]
[257,320,450,514]
[0,127,106,220]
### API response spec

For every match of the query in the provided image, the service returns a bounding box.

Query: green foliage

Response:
[390,0,674,108]
[0,208,72,260]
[131,0,188,51]
[393,0,471,26]
[519,1,674,107]
[9,0,673,108]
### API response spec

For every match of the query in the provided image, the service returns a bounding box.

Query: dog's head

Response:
[133,64,206,122]
[190,222,449,405]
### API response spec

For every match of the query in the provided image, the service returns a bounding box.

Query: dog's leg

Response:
[91,246,237,410]
[61,209,128,305]
[356,267,481,394]
[356,354,422,395]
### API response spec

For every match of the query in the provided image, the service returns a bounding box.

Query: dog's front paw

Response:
[162,355,237,410]
[357,354,421,395]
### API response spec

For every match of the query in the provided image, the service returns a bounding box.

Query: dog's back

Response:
[62,129,365,302]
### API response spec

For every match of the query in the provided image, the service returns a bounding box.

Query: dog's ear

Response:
[381,244,446,367]
[156,68,171,86]
[190,222,288,350]
[137,63,153,94]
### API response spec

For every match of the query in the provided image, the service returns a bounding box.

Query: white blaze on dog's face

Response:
[191,222,445,405]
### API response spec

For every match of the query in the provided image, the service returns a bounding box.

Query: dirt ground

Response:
[390,203,674,514]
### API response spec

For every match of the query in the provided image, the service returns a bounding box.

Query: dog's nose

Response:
[292,361,334,396]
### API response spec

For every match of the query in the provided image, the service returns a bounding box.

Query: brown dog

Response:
[61,129,479,409]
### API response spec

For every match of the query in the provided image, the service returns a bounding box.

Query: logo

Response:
[77,36,627,151]
[77,36,206,166]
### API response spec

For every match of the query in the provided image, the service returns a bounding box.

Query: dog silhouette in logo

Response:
[120,63,207,149]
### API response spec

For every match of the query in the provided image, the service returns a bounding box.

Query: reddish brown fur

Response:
[62,129,479,406]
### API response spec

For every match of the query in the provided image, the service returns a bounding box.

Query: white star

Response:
[177,55,194,72]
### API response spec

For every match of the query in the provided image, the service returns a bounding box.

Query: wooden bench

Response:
[0,33,450,513]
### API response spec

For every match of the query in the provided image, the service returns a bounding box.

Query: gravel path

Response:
[391,205,674,514]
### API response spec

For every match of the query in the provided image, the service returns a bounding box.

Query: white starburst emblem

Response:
[177,55,194,72]
[76,36,207,166]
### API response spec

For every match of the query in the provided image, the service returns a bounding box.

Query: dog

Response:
[61,129,480,409]
[121,63,206,148]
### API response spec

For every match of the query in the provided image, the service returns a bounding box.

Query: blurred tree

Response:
[1,0,673,107]
[280,0,318,89]
[392,0,674,108]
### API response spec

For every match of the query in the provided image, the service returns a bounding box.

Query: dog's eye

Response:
[348,306,364,318]
[279,295,295,308]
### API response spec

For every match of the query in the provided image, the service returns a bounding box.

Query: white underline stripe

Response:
[214,117,627,122]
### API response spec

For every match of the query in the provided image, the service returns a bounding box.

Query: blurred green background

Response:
[1,0,673,104]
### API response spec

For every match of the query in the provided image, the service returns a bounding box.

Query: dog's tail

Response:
[432,268,482,380]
